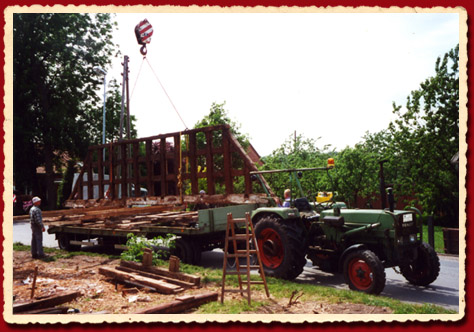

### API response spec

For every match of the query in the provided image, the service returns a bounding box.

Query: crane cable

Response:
[144,57,189,130]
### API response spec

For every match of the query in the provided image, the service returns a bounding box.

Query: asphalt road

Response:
[12,223,460,312]
[201,249,460,312]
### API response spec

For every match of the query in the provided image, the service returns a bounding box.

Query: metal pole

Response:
[428,215,435,248]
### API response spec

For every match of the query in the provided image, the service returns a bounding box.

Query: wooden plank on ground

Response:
[116,266,195,289]
[134,292,218,314]
[13,291,82,313]
[18,306,71,315]
[98,266,184,294]
[119,260,200,287]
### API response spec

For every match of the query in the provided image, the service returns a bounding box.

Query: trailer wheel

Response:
[254,216,306,280]
[343,249,385,295]
[57,234,81,251]
[400,242,440,286]
[190,240,202,265]
[171,238,195,265]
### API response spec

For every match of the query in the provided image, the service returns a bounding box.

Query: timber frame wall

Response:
[68,125,272,204]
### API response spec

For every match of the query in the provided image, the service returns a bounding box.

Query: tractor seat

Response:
[294,197,312,212]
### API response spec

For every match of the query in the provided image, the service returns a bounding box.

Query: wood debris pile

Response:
[12,251,217,315]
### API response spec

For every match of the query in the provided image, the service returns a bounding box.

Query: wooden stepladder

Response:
[221,212,270,305]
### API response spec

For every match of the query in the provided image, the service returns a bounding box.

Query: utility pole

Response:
[120,55,130,141]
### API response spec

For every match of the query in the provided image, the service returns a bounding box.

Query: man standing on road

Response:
[29,196,45,259]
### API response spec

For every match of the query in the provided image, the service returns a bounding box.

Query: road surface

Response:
[201,249,460,312]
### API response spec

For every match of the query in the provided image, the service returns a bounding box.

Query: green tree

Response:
[262,133,335,200]
[13,13,127,209]
[389,45,459,225]
[332,145,379,208]
[88,79,138,144]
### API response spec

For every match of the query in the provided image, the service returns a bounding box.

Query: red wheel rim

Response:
[257,228,284,268]
[348,258,373,290]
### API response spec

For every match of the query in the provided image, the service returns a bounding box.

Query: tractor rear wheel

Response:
[400,242,440,286]
[254,216,307,280]
[343,249,386,295]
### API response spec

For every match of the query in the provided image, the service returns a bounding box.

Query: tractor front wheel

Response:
[254,216,307,280]
[343,249,386,295]
[400,242,440,286]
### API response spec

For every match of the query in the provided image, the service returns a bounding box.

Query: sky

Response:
[104,10,459,157]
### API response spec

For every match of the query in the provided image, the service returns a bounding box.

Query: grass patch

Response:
[13,244,455,315]
[13,242,121,261]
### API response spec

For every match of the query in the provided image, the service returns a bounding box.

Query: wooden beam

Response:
[189,133,198,195]
[121,143,128,198]
[134,292,218,314]
[205,130,215,195]
[13,291,82,313]
[173,134,181,197]
[98,147,104,199]
[146,140,154,196]
[222,128,233,194]
[87,151,93,200]
[109,143,116,199]
[133,142,140,197]
[99,266,184,294]
[116,266,195,289]
[119,260,200,286]
[17,306,71,315]
[160,138,167,197]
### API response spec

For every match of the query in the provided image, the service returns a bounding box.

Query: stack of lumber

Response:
[99,260,201,294]
[15,206,199,231]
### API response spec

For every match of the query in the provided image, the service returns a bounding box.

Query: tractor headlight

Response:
[409,234,416,243]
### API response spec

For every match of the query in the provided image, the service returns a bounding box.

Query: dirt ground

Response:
[12,251,392,315]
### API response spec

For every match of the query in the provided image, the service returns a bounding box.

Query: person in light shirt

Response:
[29,196,46,259]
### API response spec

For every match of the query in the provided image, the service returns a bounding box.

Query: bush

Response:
[120,233,175,265]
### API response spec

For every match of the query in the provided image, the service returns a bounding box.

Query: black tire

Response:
[400,242,440,286]
[190,240,202,265]
[171,238,194,264]
[57,233,81,251]
[343,249,386,295]
[254,216,307,280]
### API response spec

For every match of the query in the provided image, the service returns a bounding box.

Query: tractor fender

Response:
[338,243,368,272]
[251,208,299,225]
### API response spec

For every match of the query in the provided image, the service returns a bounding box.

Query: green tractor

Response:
[249,159,440,295]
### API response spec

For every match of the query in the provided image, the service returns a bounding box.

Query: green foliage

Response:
[261,133,335,199]
[388,45,459,225]
[194,102,250,149]
[120,233,174,264]
[13,13,136,208]
[332,144,380,208]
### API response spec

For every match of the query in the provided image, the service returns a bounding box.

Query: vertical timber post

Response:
[205,130,215,195]
[428,216,435,248]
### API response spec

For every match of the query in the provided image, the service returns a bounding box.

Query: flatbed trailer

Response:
[47,203,261,264]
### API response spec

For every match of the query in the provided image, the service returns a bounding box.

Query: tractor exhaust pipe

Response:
[379,159,388,209]
[387,187,395,212]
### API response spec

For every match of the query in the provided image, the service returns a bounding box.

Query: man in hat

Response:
[29,196,45,259]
